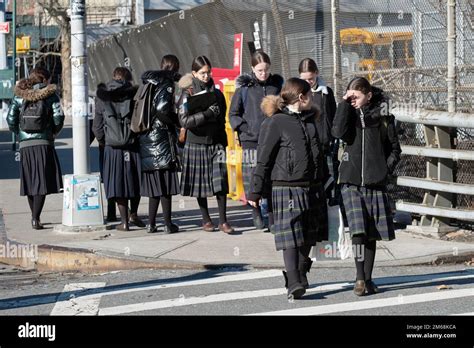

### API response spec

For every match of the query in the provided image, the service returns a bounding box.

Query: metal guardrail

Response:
[392,107,474,227]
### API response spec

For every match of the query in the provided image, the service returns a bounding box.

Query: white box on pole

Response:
[62,174,104,226]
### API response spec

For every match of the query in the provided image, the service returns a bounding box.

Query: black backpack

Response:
[19,99,50,133]
[103,99,135,148]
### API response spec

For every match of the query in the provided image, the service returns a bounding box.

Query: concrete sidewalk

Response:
[1,127,473,272]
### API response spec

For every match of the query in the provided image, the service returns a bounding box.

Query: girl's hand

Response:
[248,199,260,208]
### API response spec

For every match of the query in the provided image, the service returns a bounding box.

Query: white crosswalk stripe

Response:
[50,269,474,316]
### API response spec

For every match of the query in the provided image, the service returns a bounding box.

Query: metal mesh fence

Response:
[87,0,474,220]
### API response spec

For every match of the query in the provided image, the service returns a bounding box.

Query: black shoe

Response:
[251,210,265,230]
[365,280,380,295]
[282,270,306,299]
[31,219,44,230]
[147,225,158,234]
[163,223,179,234]
[129,214,146,228]
[298,257,313,289]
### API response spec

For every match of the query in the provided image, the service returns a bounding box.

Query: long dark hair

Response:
[346,77,371,94]
[161,54,180,72]
[113,67,132,82]
[191,55,212,72]
[17,67,50,90]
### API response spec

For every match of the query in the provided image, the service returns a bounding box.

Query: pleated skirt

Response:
[341,184,396,241]
[272,185,328,251]
[20,145,63,196]
[103,145,141,199]
[180,142,228,197]
[141,169,179,197]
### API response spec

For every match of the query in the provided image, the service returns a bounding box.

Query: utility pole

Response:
[70,0,90,174]
[0,0,8,115]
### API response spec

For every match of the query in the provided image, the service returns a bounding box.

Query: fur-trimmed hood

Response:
[236,72,284,89]
[96,80,138,102]
[178,73,194,90]
[141,70,181,84]
[14,82,57,102]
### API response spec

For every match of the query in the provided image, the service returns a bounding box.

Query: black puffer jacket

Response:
[139,70,181,172]
[247,99,323,202]
[229,73,283,148]
[93,80,139,148]
[178,77,227,146]
[331,87,402,187]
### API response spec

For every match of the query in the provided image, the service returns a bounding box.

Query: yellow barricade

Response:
[223,80,245,202]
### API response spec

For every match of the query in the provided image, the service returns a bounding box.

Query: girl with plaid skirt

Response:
[247,78,328,299]
[332,77,401,296]
[178,56,234,234]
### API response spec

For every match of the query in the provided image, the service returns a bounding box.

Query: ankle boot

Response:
[299,257,313,289]
[282,270,305,299]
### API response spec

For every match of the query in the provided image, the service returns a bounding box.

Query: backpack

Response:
[103,99,135,148]
[19,99,50,133]
[130,82,154,134]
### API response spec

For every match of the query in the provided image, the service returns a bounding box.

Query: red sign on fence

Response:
[212,33,243,91]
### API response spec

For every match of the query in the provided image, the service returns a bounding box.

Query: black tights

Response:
[149,195,172,227]
[352,234,377,281]
[27,195,46,220]
[197,192,227,224]
[115,197,141,225]
[282,245,312,272]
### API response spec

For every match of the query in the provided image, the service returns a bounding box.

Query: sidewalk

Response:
[1,127,473,272]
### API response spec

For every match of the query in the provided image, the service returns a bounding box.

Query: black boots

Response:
[31,219,44,230]
[282,270,306,299]
[299,257,313,289]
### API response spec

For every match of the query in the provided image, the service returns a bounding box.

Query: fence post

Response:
[331,0,342,100]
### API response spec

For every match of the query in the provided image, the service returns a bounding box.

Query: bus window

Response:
[342,44,372,60]
[393,40,405,68]
[374,45,390,61]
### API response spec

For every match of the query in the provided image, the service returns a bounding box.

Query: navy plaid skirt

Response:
[272,185,328,251]
[103,145,141,199]
[141,169,179,197]
[180,142,228,197]
[341,184,395,241]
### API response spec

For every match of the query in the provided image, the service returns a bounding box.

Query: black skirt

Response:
[103,145,141,199]
[141,169,179,197]
[180,142,228,197]
[272,185,328,251]
[20,145,63,196]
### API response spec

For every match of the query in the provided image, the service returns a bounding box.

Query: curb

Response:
[1,242,473,273]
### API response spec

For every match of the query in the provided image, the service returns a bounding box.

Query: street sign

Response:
[5,12,12,22]
[0,22,9,34]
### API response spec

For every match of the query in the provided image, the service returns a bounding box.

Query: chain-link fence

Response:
[88,0,474,224]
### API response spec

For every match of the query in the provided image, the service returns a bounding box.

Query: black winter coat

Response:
[178,77,227,146]
[139,70,181,172]
[229,73,283,148]
[93,80,139,148]
[331,87,402,187]
[248,107,323,202]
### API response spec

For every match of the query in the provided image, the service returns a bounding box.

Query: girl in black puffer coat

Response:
[247,78,328,300]
[332,77,401,297]
[139,55,181,234]
[229,51,283,231]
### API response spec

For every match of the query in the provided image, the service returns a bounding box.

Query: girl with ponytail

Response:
[247,78,328,299]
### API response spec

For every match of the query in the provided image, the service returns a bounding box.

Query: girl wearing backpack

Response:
[229,51,283,231]
[139,55,181,234]
[7,67,64,230]
[178,56,234,234]
[94,67,145,231]
[332,77,401,296]
[247,78,328,299]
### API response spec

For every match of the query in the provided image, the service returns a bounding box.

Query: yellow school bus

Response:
[340,26,415,76]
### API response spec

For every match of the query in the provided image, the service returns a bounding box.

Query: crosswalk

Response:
[48,268,474,316]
